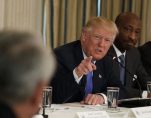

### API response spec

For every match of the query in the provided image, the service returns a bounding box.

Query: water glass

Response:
[107,87,119,110]
[147,81,151,98]
[42,86,52,108]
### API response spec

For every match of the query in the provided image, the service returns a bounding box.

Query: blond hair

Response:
[84,16,118,40]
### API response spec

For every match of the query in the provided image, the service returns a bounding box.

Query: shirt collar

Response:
[113,44,126,57]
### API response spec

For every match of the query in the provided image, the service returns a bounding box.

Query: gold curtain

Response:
[46,0,96,48]
[0,0,43,44]
[45,0,151,48]
[146,0,151,43]
[0,0,43,32]
[99,0,151,45]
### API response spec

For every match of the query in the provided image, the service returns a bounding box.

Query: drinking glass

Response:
[42,86,52,118]
[107,87,120,111]
[42,86,52,108]
[147,81,151,98]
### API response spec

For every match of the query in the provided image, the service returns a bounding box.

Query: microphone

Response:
[108,54,142,98]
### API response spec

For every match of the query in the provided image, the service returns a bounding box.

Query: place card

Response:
[76,111,110,118]
[131,106,151,118]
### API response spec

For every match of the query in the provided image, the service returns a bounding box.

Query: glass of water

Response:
[107,87,119,111]
[42,86,52,108]
[147,81,151,98]
[42,86,52,118]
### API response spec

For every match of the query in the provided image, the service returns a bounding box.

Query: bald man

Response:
[108,12,151,99]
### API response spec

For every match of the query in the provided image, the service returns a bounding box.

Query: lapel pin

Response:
[99,74,102,78]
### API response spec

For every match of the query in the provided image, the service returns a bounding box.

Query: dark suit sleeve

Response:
[134,50,151,90]
[50,47,84,103]
[51,62,81,103]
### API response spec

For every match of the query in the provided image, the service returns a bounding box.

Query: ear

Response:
[81,33,85,42]
[81,28,87,42]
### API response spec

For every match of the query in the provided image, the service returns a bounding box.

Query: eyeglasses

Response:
[91,34,113,44]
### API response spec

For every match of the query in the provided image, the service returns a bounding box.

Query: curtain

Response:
[98,0,150,45]
[46,0,94,48]
[46,0,96,48]
[0,0,43,44]
[45,0,151,48]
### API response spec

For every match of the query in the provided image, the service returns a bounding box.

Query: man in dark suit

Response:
[51,17,120,105]
[0,31,55,118]
[138,41,151,76]
[108,12,151,98]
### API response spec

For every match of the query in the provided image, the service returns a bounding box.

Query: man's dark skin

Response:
[108,12,151,99]
[114,12,141,52]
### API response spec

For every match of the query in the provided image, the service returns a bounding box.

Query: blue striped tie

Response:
[119,55,125,85]
[85,71,93,97]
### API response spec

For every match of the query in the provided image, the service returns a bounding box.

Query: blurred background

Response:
[0,0,150,48]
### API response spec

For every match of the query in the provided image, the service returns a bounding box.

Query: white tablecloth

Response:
[39,103,136,118]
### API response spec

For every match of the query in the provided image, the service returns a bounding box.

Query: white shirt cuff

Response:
[73,69,83,84]
[142,90,147,98]
[97,93,107,104]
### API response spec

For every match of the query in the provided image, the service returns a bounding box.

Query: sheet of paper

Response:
[76,111,110,118]
[131,106,151,118]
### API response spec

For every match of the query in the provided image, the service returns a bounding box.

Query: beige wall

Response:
[0,0,5,28]
[146,0,151,43]
[0,0,43,38]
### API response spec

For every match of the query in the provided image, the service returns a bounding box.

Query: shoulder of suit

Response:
[54,40,80,53]
[138,41,151,52]
[128,47,139,53]
[126,47,141,59]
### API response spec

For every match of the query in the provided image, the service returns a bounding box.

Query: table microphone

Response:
[108,54,142,98]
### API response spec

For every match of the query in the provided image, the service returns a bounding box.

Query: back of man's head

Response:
[0,31,55,108]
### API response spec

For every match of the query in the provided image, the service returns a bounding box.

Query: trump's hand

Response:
[80,94,105,105]
[75,56,96,78]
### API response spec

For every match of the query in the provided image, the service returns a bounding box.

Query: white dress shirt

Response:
[73,50,107,104]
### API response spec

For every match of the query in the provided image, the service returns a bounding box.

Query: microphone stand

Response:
[42,106,48,118]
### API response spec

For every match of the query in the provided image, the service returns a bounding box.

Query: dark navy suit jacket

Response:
[51,40,122,103]
[108,46,151,98]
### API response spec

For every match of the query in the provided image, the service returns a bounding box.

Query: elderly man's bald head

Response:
[115,12,141,27]
[114,12,141,52]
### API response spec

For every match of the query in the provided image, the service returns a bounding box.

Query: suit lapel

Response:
[125,50,134,87]
[108,46,120,80]
[92,60,106,93]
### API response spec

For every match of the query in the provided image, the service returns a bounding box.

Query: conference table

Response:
[40,103,136,118]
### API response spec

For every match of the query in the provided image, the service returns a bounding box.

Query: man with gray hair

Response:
[0,31,55,118]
